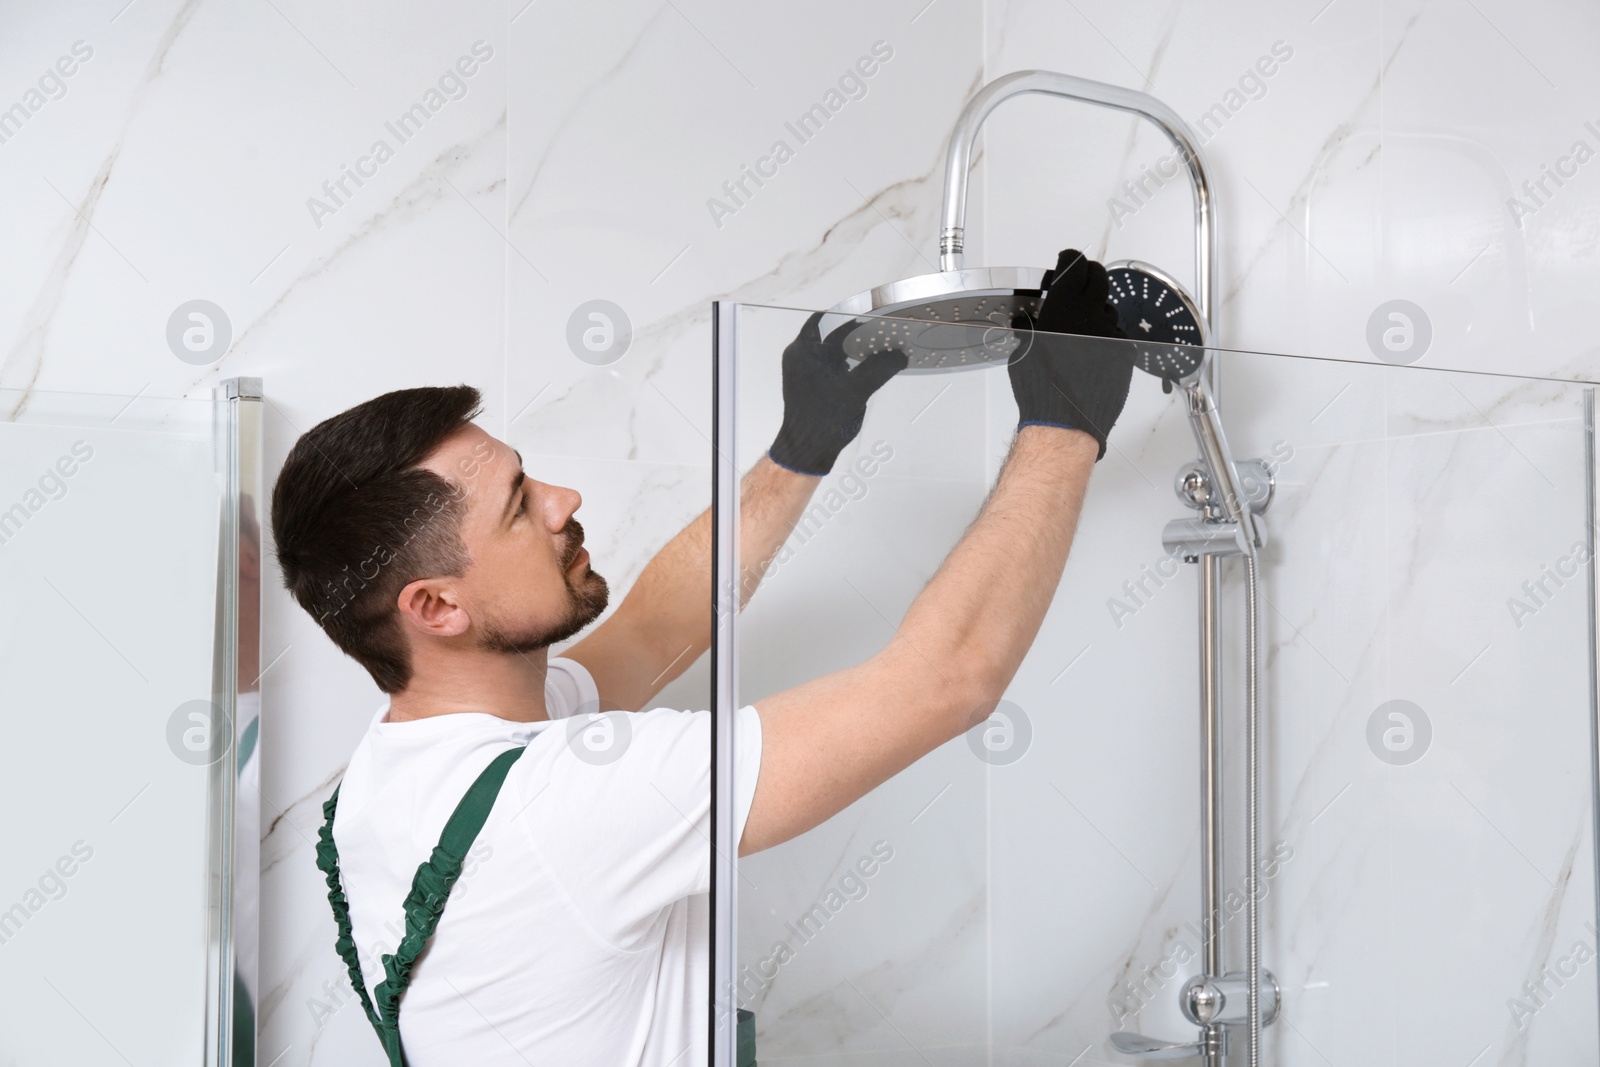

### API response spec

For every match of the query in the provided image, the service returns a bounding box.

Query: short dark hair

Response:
[271,386,483,693]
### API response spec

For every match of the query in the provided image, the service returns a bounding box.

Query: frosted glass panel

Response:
[0,391,220,1065]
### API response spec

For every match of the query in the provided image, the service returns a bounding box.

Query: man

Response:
[271,249,1131,1065]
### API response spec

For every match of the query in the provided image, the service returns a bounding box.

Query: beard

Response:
[477,519,610,655]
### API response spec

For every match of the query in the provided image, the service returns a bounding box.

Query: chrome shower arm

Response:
[936,69,1215,326]
[936,69,1254,554]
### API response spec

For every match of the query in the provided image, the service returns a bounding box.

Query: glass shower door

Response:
[711,302,1599,1067]
[715,301,1000,1065]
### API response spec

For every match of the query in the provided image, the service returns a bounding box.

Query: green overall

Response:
[315,744,758,1066]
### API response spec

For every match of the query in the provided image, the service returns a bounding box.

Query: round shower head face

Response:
[821,266,1046,374]
[1104,260,1207,385]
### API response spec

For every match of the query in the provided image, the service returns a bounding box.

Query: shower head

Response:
[819,265,1046,374]
[820,259,1208,383]
[1103,259,1207,389]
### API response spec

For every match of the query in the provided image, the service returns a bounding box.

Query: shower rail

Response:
[934,70,1270,1066]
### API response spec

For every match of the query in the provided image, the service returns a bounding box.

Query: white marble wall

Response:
[978,2,1600,1066]
[3,0,1598,1065]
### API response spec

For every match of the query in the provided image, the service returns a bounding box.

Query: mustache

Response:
[560,519,585,569]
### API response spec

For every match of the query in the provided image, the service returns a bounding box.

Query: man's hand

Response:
[1008,248,1133,460]
[768,311,908,476]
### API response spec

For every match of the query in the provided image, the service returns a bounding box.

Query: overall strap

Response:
[315,784,385,1043]
[316,745,529,1067]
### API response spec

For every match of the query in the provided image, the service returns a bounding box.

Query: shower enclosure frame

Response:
[1587,387,1600,1047]
[206,376,264,1067]
[710,301,741,1067]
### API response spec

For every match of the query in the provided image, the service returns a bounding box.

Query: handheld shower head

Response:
[1103,260,1207,391]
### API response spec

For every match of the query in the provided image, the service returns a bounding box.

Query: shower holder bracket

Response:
[1163,514,1269,562]
[1182,969,1281,1028]
[1163,455,1274,561]
[1107,969,1279,1061]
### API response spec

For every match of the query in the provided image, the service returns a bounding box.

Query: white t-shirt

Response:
[330,657,763,1065]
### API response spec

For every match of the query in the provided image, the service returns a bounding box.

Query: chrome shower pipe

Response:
[1199,556,1224,1064]
[936,69,1259,551]
[937,69,1211,304]
[936,70,1267,1065]
[1243,553,1263,1067]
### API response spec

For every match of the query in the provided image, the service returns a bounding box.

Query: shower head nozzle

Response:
[1103,259,1208,389]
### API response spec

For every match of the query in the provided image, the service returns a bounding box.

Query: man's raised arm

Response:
[564,313,906,711]
[741,249,1134,854]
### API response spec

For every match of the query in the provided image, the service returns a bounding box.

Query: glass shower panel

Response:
[987,348,1598,1065]
[715,303,1598,1067]
[0,389,221,1065]
[726,302,998,1063]
[1224,353,1596,1067]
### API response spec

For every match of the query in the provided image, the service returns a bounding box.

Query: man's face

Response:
[419,424,608,653]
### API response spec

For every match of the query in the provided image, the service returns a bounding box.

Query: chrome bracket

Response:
[1174,458,1274,517]
[1164,455,1275,562]
[1107,970,1279,1061]
[1182,970,1281,1028]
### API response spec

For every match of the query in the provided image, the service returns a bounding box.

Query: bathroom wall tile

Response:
[0,0,510,408]
[505,0,990,468]
[1214,348,1389,458]
[1368,1,1600,385]
[737,743,989,1061]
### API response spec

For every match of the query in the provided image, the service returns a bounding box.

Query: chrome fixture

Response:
[819,266,1044,372]
[1173,459,1276,516]
[1182,971,1282,1029]
[1164,459,1274,562]
[820,70,1279,1066]
[1110,971,1281,1062]
[210,377,264,1067]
